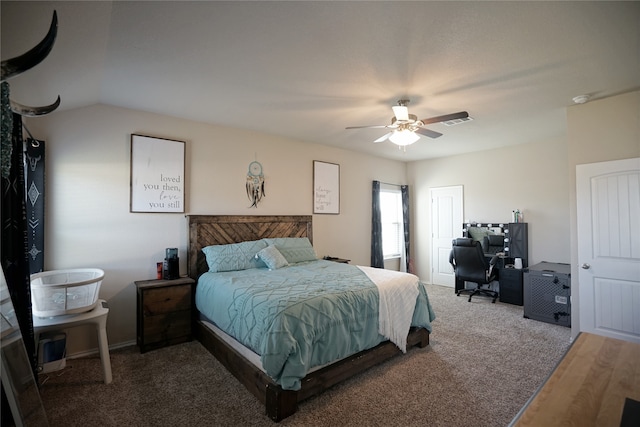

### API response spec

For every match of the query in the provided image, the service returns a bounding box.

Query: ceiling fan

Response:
[346,100,469,146]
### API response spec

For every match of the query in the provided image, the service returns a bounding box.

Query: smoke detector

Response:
[572,95,590,104]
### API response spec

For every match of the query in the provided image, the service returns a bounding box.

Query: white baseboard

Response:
[66,340,136,360]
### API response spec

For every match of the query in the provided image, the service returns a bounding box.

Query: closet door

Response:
[430,186,463,287]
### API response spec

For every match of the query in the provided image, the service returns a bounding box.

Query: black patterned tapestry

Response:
[1,82,37,374]
[25,138,45,274]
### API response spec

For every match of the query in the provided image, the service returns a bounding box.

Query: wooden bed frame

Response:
[187,215,430,422]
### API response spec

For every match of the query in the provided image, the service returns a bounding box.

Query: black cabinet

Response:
[499,267,523,305]
[504,223,528,268]
[523,262,571,327]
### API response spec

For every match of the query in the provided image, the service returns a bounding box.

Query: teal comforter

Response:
[195,260,435,390]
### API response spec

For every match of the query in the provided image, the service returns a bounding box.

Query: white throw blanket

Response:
[357,266,420,353]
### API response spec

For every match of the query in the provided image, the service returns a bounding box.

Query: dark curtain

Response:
[1,82,37,376]
[401,185,411,273]
[371,180,384,268]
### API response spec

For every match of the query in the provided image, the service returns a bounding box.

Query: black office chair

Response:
[449,238,499,303]
[482,234,505,255]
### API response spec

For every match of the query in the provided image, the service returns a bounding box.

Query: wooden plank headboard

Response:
[187,215,313,280]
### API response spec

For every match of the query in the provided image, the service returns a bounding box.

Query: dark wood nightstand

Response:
[135,276,195,353]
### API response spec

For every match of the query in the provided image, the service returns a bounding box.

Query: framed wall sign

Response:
[313,160,340,214]
[130,134,185,213]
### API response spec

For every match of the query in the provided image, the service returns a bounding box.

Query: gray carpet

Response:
[38,284,571,426]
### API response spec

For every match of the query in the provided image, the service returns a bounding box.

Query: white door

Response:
[577,157,640,343]
[430,186,463,287]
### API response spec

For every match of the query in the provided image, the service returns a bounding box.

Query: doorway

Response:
[576,157,640,343]
[430,186,463,287]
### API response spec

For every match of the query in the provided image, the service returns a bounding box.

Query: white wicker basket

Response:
[30,268,105,317]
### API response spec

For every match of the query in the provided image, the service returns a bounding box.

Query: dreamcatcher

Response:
[246,160,265,208]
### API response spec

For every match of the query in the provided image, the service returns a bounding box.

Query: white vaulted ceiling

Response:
[2,1,639,161]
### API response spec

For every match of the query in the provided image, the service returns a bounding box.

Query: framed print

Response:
[130,134,185,213]
[313,160,340,214]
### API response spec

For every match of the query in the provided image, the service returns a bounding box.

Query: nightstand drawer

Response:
[141,284,191,315]
[142,310,192,344]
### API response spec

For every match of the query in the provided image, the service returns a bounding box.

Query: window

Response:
[380,187,403,259]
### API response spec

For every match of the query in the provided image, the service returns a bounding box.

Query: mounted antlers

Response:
[1,11,61,116]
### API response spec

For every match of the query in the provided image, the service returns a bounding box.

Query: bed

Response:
[187,215,435,422]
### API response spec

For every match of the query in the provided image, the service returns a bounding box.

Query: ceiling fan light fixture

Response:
[345,100,466,145]
[389,129,420,146]
[392,105,410,122]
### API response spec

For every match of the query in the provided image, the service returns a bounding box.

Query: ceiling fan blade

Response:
[420,111,469,125]
[374,132,392,143]
[391,105,409,121]
[415,127,443,139]
[345,125,389,130]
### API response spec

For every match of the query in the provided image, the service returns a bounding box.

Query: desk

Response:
[510,332,640,426]
[453,255,523,305]
[33,299,112,384]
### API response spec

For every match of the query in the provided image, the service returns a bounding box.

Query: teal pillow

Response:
[256,245,289,270]
[467,226,489,242]
[263,237,317,264]
[202,240,267,272]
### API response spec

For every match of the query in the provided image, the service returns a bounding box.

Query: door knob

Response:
[581,263,591,269]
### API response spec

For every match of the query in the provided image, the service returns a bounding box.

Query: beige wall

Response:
[27,104,407,354]
[405,90,638,342]
[26,90,639,354]
[407,136,571,283]
[566,90,640,336]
